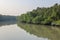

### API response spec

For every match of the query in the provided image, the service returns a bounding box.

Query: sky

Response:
[0,0,60,16]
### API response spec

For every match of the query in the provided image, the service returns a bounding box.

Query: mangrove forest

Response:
[18,3,60,26]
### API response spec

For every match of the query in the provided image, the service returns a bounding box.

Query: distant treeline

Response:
[0,15,17,22]
[18,3,60,26]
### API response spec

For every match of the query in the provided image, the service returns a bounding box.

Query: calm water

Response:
[0,24,48,40]
[0,20,60,40]
[18,23,60,40]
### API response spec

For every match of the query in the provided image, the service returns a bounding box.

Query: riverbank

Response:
[18,3,60,26]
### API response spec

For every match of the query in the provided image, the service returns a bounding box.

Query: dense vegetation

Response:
[18,3,60,25]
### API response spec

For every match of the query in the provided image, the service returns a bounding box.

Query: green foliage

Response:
[18,3,60,25]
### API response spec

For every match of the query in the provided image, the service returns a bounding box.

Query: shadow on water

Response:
[18,23,60,40]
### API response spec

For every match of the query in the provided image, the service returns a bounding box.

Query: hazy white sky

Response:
[0,0,60,16]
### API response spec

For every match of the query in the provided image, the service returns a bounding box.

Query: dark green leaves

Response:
[18,3,60,25]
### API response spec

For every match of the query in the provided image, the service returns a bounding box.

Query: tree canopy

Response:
[18,3,60,25]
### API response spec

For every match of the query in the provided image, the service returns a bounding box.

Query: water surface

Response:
[0,20,60,40]
[0,24,48,40]
[18,23,60,40]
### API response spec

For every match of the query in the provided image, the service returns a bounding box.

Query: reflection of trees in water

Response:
[18,23,60,40]
[0,20,16,26]
[0,16,16,26]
